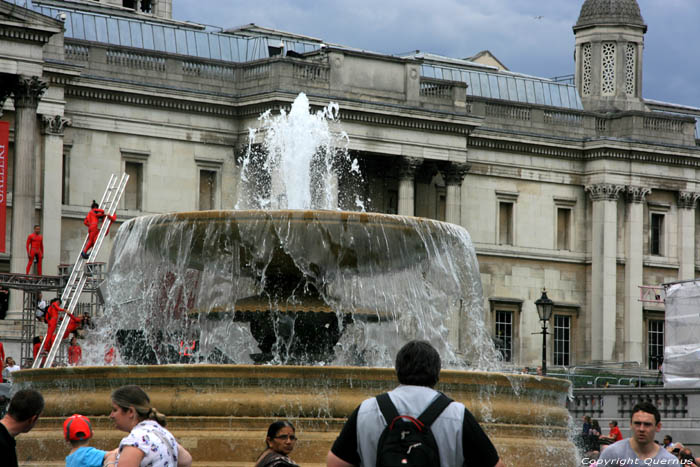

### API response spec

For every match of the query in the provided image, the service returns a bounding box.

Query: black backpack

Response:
[375,392,453,467]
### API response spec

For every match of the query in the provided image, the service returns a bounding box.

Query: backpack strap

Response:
[376,393,400,425]
[417,393,453,427]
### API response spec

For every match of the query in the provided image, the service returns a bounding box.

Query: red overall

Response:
[68,343,82,365]
[26,232,44,275]
[82,208,116,255]
[44,302,64,351]
[62,312,82,340]
[0,342,4,382]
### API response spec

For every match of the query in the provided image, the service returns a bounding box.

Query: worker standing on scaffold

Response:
[44,298,65,352]
[81,200,116,260]
[26,224,43,275]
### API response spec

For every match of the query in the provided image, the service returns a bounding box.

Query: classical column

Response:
[585,184,624,361]
[624,186,650,362]
[41,115,70,277]
[9,77,47,315]
[441,162,470,226]
[397,157,421,216]
[677,191,700,280]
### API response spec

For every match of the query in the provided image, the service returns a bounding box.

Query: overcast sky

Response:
[173,0,700,109]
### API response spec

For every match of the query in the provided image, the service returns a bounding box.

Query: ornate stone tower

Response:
[573,0,647,112]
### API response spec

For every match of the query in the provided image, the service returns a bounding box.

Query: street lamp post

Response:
[535,289,554,376]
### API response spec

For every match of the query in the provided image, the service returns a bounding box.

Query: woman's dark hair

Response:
[33,336,41,344]
[111,385,167,427]
[265,420,295,447]
[395,340,441,388]
[91,200,99,209]
[50,298,61,305]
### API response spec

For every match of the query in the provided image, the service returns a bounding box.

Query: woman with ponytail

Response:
[109,385,192,467]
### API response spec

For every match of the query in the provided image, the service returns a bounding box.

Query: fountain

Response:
[14,94,576,465]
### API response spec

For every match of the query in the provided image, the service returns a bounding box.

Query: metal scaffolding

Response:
[0,263,106,367]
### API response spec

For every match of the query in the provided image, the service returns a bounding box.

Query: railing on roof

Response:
[3,0,321,63]
[421,63,583,110]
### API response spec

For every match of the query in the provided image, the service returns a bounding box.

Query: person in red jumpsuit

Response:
[44,298,64,351]
[67,336,82,365]
[26,224,44,275]
[0,340,4,382]
[61,310,84,340]
[81,200,116,260]
[32,336,47,367]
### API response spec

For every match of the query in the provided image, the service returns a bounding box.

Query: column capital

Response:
[440,162,471,186]
[397,156,422,180]
[585,184,625,201]
[626,186,651,204]
[678,191,700,210]
[12,76,48,109]
[41,115,71,136]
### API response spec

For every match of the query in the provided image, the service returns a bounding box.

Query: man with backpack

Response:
[326,340,504,467]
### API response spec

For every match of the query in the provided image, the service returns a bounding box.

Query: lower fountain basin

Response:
[14,365,576,466]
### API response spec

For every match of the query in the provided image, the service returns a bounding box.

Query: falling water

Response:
[93,93,502,370]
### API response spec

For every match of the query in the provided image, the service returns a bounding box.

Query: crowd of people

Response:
[0,340,508,467]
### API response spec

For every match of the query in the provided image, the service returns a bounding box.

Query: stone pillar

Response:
[397,157,421,217]
[624,186,650,362]
[586,184,624,361]
[41,115,70,277]
[9,76,47,316]
[677,191,700,280]
[441,162,470,226]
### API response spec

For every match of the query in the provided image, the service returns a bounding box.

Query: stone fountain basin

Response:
[14,365,576,466]
[126,209,469,281]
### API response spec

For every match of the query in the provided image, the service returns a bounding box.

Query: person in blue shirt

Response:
[64,414,116,467]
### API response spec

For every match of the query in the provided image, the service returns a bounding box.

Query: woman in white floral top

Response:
[109,385,192,467]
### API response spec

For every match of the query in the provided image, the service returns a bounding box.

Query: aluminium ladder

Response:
[33,173,129,368]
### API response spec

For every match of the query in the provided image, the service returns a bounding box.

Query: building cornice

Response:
[468,135,700,167]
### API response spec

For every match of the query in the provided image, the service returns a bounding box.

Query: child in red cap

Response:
[64,414,116,467]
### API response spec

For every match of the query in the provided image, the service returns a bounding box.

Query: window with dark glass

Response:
[494,310,513,362]
[650,213,664,255]
[553,314,570,366]
[648,319,664,370]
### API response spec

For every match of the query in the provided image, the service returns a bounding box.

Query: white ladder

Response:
[34,173,129,368]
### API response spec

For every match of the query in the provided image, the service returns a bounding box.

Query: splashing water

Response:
[96,93,502,370]
[236,93,360,211]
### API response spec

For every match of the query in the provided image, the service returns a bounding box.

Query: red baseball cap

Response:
[63,414,93,441]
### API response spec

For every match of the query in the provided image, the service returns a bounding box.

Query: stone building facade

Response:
[0,0,697,368]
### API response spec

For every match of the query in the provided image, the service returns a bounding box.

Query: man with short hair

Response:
[0,389,44,467]
[596,401,679,465]
[326,340,505,467]
[600,419,623,445]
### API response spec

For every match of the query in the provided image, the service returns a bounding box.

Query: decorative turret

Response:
[573,0,647,112]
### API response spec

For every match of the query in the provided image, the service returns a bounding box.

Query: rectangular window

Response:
[124,161,143,210]
[648,319,664,370]
[387,189,398,215]
[557,208,571,250]
[553,315,570,366]
[62,152,70,205]
[494,310,513,362]
[122,0,136,9]
[437,189,446,222]
[650,213,664,255]
[198,170,216,211]
[499,202,513,245]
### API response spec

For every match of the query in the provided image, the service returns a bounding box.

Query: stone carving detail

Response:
[582,43,592,96]
[625,43,636,96]
[397,157,422,180]
[626,186,651,203]
[585,184,625,201]
[42,115,72,135]
[12,76,48,109]
[678,191,700,210]
[601,42,616,95]
[441,162,470,185]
